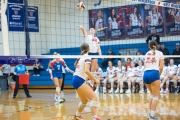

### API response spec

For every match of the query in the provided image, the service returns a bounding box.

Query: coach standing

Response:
[146,30,160,45]
[13,60,31,98]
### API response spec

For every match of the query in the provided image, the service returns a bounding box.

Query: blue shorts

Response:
[88,52,99,60]
[52,72,62,79]
[143,70,160,84]
[72,76,85,90]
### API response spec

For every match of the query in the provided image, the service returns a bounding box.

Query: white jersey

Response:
[130,13,141,26]
[161,66,168,76]
[85,35,100,53]
[127,67,137,77]
[95,18,103,30]
[175,10,180,24]
[178,64,180,75]
[74,54,91,80]
[136,66,144,77]
[1,64,11,74]
[168,65,177,75]
[107,66,116,78]
[148,11,162,26]
[108,17,118,29]
[144,50,164,71]
[116,66,125,77]
[94,67,103,78]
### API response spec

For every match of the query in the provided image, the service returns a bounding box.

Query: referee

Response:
[13,60,31,98]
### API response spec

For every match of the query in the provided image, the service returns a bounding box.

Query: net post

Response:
[24,0,30,58]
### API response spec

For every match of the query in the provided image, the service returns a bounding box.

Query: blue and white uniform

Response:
[72,54,91,90]
[51,60,66,79]
[143,50,164,84]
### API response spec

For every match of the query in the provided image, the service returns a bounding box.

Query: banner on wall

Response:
[125,5,144,38]
[144,5,165,36]
[28,6,39,32]
[8,4,24,31]
[0,11,1,31]
[8,0,23,4]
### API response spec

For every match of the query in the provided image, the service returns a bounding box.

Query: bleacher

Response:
[29,41,178,88]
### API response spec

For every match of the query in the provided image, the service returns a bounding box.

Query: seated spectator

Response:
[101,49,115,68]
[172,43,180,65]
[125,58,132,71]
[133,51,143,67]
[33,59,41,76]
[124,51,132,62]
[159,44,170,55]
[118,49,121,61]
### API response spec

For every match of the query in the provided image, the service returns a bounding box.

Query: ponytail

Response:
[151,45,156,63]
[74,50,88,67]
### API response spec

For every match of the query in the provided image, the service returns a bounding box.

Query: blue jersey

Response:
[14,64,27,76]
[51,60,66,73]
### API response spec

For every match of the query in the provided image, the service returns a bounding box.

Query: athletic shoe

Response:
[108,89,113,94]
[139,89,144,94]
[94,118,100,120]
[174,88,179,93]
[114,89,119,94]
[120,89,123,94]
[149,114,160,120]
[160,89,164,94]
[163,90,169,94]
[61,91,65,95]
[125,89,131,94]
[147,113,150,119]
[73,115,83,120]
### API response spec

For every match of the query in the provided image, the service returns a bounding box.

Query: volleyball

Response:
[77,2,86,10]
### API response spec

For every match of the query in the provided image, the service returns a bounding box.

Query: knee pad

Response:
[56,87,60,92]
[152,96,158,101]
[78,102,86,110]
[89,100,99,108]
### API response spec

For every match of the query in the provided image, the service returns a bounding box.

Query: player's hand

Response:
[77,25,83,29]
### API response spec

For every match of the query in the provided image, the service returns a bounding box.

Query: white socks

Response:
[76,111,81,116]
[150,110,156,116]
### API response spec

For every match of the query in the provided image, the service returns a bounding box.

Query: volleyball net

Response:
[0,0,180,57]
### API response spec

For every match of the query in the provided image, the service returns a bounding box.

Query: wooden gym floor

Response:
[0,89,180,120]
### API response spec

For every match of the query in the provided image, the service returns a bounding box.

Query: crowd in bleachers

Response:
[92,47,180,94]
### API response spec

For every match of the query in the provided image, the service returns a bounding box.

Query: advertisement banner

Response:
[28,6,39,32]
[8,4,24,31]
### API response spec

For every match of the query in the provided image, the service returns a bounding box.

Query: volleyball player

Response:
[77,25,102,88]
[160,62,169,94]
[175,64,180,86]
[143,41,164,120]
[50,53,68,103]
[72,43,100,120]
[114,60,126,94]
[146,5,163,26]
[136,60,144,94]
[128,61,137,93]
[103,61,117,94]
[167,59,178,93]
[94,64,104,93]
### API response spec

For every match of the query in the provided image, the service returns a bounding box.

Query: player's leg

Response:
[131,77,137,93]
[114,78,120,94]
[109,77,117,94]
[53,78,61,99]
[160,76,164,93]
[125,77,131,94]
[77,83,99,119]
[94,78,103,93]
[103,78,109,94]
[173,75,179,93]
[163,76,169,94]
[137,77,144,93]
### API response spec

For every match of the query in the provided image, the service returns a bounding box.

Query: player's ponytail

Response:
[149,41,157,63]
[74,43,90,67]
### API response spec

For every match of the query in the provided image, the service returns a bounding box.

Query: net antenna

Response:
[1,0,10,55]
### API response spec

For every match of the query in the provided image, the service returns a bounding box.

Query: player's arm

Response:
[85,63,97,82]
[77,25,87,37]
[159,59,164,75]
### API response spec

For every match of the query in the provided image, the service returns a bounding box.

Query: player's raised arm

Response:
[77,25,87,37]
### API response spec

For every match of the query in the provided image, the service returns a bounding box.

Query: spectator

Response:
[118,49,121,61]
[146,30,160,45]
[0,60,11,89]
[159,44,170,55]
[101,49,115,68]
[172,43,180,64]
[124,51,132,62]
[133,51,143,67]
[13,59,31,98]
[33,59,41,76]
[125,58,132,71]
